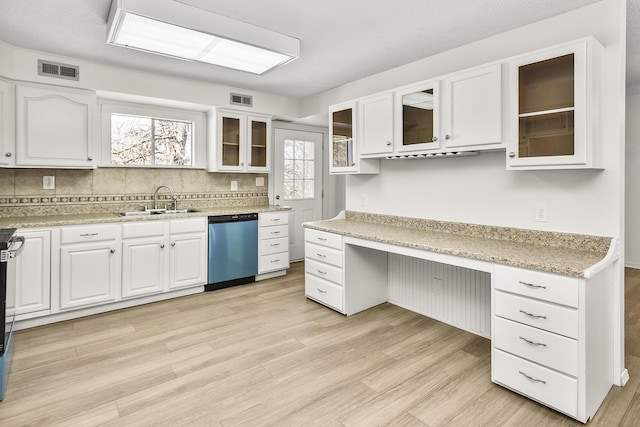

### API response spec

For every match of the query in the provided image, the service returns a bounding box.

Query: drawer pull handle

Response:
[317,288,327,294]
[317,237,327,241]
[519,336,547,347]
[270,243,281,247]
[317,269,327,275]
[271,259,280,263]
[271,231,281,235]
[519,371,546,385]
[519,280,547,290]
[317,253,326,258]
[519,309,547,320]
[270,218,281,222]
[80,232,99,237]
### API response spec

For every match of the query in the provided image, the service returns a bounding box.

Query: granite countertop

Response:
[304,211,615,278]
[0,205,289,229]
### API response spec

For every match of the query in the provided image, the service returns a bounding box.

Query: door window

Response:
[283,139,315,200]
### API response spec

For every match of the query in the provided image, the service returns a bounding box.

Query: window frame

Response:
[100,100,206,168]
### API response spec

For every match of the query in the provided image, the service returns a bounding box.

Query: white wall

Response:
[626,93,640,267]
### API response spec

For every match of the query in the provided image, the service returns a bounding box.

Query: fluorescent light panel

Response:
[108,8,297,74]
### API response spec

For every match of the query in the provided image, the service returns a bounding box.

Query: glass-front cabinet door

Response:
[507,37,602,169]
[247,116,271,172]
[219,112,243,169]
[329,102,357,173]
[394,81,440,153]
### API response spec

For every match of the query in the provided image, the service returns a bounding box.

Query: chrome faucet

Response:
[153,185,174,210]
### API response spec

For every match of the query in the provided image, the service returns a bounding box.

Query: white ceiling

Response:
[0,0,636,98]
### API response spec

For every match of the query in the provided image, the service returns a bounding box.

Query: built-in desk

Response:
[303,210,619,423]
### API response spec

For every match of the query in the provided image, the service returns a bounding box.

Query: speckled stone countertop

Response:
[0,205,289,229]
[304,211,615,278]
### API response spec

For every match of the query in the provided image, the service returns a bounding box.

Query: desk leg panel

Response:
[344,244,388,315]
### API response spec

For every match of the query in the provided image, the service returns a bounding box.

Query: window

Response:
[101,101,205,168]
[283,139,315,200]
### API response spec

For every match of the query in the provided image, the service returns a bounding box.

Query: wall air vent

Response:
[37,60,80,81]
[230,93,253,107]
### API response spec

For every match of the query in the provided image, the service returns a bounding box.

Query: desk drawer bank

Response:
[303,211,618,423]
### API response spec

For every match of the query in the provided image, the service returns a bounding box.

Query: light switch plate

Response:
[43,176,55,190]
[230,180,238,191]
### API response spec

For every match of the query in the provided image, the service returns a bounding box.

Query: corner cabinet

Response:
[15,83,97,168]
[0,78,14,166]
[329,101,380,174]
[208,109,271,173]
[507,37,603,170]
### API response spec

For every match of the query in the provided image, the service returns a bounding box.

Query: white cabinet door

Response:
[15,83,96,168]
[59,241,118,310]
[122,236,167,298]
[15,230,51,316]
[506,37,603,169]
[359,92,394,157]
[247,115,271,172]
[169,233,206,289]
[443,64,503,149]
[0,78,14,166]
[329,101,380,175]
[394,80,441,153]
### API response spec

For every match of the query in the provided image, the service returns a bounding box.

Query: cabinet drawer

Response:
[305,258,343,286]
[260,224,288,240]
[493,349,577,417]
[493,317,578,376]
[259,236,288,256]
[259,252,289,273]
[494,291,578,339]
[494,264,579,308]
[306,242,343,268]
[122,220,165,239]
[305,274,343,312]
[61,224,118,244]
[305,228,342,250]
[170,218,206,234]
[259,211,289,226]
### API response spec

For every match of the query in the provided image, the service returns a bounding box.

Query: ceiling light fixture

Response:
[107,0,300,75]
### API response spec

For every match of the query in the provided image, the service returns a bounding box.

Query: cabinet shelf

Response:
[519,107,575,118]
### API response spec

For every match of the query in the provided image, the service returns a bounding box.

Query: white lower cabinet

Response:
[14,229,51,318]
[305,229,344,313]
[492,264,613,423]
[169,220,207,289]
[258,212,290,274]
[59,225,119,310]
[122,221,166,298]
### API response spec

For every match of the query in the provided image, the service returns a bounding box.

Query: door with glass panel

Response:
[273,129,323,261]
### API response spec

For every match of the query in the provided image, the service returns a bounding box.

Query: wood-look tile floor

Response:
[1,262,640,426]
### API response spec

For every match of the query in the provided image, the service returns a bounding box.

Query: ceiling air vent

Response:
[230,93,253,107]
[38,60,80,81]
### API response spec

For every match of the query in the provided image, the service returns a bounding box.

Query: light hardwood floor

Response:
[1,262,639,426]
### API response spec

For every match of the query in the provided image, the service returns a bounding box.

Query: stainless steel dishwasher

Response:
[205,213,258,291]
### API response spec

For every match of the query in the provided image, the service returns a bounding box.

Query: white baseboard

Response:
[620,368,630,386]
[625,261,640,269]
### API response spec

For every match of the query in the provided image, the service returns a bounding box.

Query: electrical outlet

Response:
[360,195,367,207]
[256,177,265,187]
[43,176,55,190]
[535,203,548,222]
[433,278,444,294]
[230,180,238,191]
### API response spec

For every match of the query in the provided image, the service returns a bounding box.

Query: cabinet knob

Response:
[240,162,244,166]
[432,137,438,142]
[88,156,93,161]
[160,244,165,248]
[171,242,176,247]
[110,248,116,254]
[5,152,12,157]
[386,141,392,146]
[445,134,451,140]
[508,152,516,158]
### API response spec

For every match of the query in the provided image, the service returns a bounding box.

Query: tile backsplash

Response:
[0,168,269,216]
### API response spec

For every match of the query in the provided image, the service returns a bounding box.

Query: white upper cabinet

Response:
[507,37,603,169]
[0,78,14,166]
[394,80,441,153]
[358,92,394,157]
[208,109,271,172]
[329,101,380,174]
[15,83,97,168]
[442,64,503,149]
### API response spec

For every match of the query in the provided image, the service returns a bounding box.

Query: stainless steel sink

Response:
[116,209,199,217]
